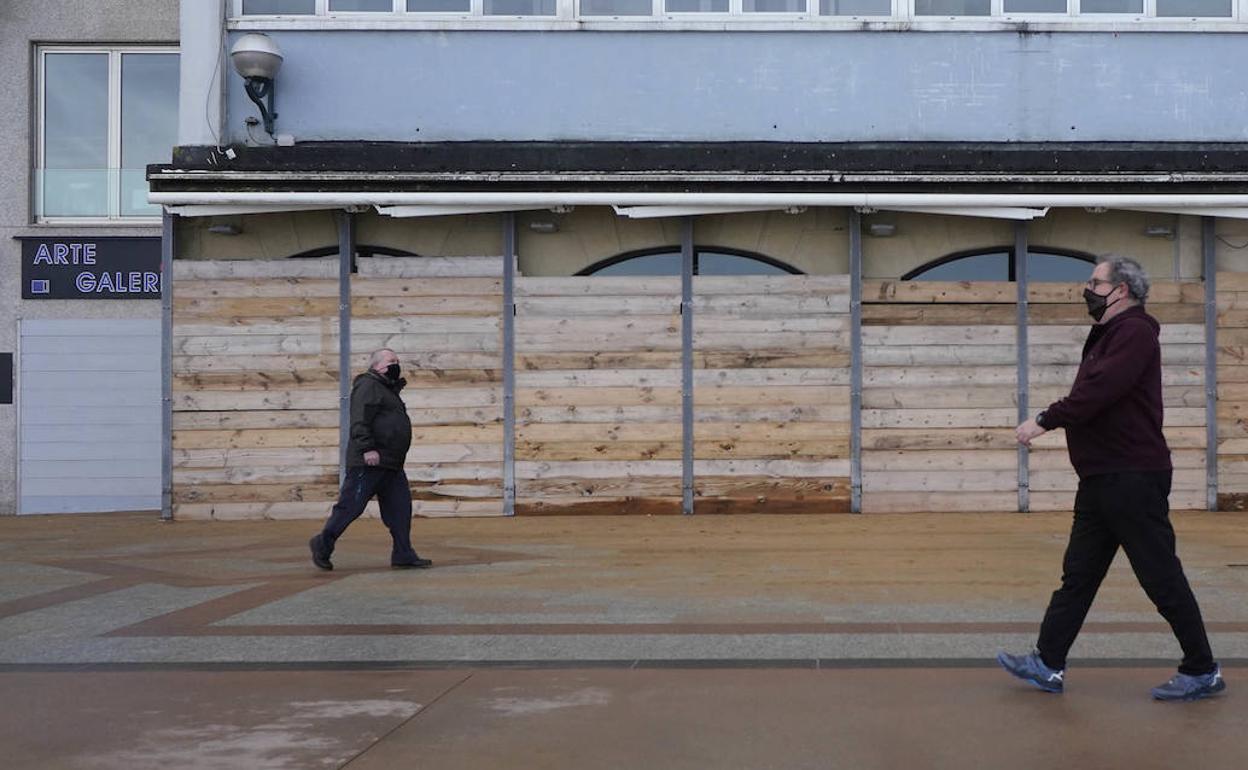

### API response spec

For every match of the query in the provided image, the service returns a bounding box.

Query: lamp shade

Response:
[230,33,283,80]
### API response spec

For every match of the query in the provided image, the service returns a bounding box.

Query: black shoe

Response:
[309,535,333,571]
[391,554,432,569]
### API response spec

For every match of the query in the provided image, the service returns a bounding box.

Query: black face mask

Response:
[384,363,401,380]
[1082,286,1122,322]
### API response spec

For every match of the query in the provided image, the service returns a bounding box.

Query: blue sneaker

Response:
[997,650,1065,693]
[1151,666,1226,702]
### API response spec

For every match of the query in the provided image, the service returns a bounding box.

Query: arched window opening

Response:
[287,244,419,272]
[903,248,1095,282]
[578,247,803,276]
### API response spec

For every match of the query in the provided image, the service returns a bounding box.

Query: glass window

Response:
[906,250,1093,282]
[583,250,799,276]
[666,0,730,11]
[42,53,109,218]
[39,49,179,221]
[581,0,654,13]
[484,0,557,12]
[330,0,394,9]
[820,0,891,14]
[120,53,179,218]
[408,0,471,9]
[914,0,990,13]
[241,0,317,12]
[1155,0,1231,14]
[1004,0,1066,11]
[744,0,806,11]
[1078,0,1142,10]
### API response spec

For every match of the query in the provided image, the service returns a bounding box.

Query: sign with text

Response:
[20,237,161,300]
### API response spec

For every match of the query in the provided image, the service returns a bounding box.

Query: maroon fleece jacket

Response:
[1039,305,1172,479]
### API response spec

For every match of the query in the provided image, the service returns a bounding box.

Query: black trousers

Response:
[320,466,416,560]
[1036,470,1215,675]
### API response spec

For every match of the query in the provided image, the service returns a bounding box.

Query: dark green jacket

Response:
[345,370,411,470]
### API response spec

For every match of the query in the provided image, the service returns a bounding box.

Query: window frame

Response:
[577,245,804,276]
[35,45,179,226]
[901,246,1096,281]
[231,0,1244,22]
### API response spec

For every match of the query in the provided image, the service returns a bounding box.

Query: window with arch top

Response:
[578,247,802,276]
[903,248,1095,282]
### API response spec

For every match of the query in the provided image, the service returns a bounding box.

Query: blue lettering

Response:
[76,272,96,292]
[144,273,160,293]
[33,244,52,264]
[53,244,69,265]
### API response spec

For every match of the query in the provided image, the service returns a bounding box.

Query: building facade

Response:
[145,1,1248,518]
[1,0,180,514]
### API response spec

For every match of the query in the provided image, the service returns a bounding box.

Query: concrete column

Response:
[177,0,226,147]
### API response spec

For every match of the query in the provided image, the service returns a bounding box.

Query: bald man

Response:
[310,349,432,570]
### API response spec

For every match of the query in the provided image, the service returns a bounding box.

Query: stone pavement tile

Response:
[351,667,1246,770]
[0,669,470,770]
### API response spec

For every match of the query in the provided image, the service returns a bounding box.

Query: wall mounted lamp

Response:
[1144,224,1176,239]
[230,33,283,136]
[866,222,897,237]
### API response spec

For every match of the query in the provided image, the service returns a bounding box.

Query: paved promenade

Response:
[1,511,1245,768]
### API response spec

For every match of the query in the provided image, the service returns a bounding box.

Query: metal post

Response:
[503,213,517,516]
[1015,221,1030,513]
[337,211,354,487]
[681,217,695,515]
[1204,216,1218,511]
[160,212,176,521]
[849,208,863,514]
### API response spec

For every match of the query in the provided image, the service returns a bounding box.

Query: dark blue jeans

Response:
[1037,470,1215,675]
[320,466,416,560]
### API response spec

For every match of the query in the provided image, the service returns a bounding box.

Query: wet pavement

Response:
[1,511,1245,768]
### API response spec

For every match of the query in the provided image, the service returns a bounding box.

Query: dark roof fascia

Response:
[147,141,1248,194]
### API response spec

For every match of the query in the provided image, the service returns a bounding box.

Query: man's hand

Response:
[363,450,381,466]
[1016,418,1047,447]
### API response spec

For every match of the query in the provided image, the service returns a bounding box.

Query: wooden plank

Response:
[173,482,340,504]
[863,281,1015,304]
[352,296,502,317]
[351,277,502,296]
[864,345,1018,366]
[515,497,683,516]
[175,296,341,319]
[172,428,339,449]
[862,450,1018,472]
[173,390,337,411]
[173,371,340,391]
[1215,272,1248,291]
[172,409,339,430]
[516,460,682,479]
[519,405,849,424]
[863,304,1016,326]
[862,491,1018,513]
[355,256,505,277]
[517,277,681,296]
[517,296,679,316]
[1031,303,1203,325]
[175,335,335,356]
[692,496,852,514]
[517,476,680,498]
[692,275,850,294]
[173,354,338,373]
[350,333,500,353]
[174,447,338,468]
[1028,281,1202,304]
[515,368,849,388]
[862,428,1018,451]
[1028,425,1206,449]
[693,476,850,499]
[175,466,339,484]
[863,470,1017,492]
[1029,324,1203,345]
[516,386,845,408]
[864,366,1017,387]
[690,296,850,316]
[861,408,1017,429]
[862,387,1016,409]
[406,463,502,481]
[517,440,846,461]
[862,325,1016,346]
[173,259,336,280]
[694,459,851,477]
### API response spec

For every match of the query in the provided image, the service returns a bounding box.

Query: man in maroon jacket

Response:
[998,256,1225,701]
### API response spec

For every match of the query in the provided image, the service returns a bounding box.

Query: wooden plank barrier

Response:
[692,275,852,513]
[513,276,683,514]
[1216,271,1248,510]
[861,281,1019,513]
[171,256,507,520]
[172,258,342,520]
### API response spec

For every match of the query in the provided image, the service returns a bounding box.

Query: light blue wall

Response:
[224,31,1248,143]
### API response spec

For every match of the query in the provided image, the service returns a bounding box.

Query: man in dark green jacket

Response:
[310,348,432,570]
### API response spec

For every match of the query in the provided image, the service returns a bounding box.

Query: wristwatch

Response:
[1035,410,1049,429]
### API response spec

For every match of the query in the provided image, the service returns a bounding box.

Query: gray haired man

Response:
[1000,256,1224,701]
